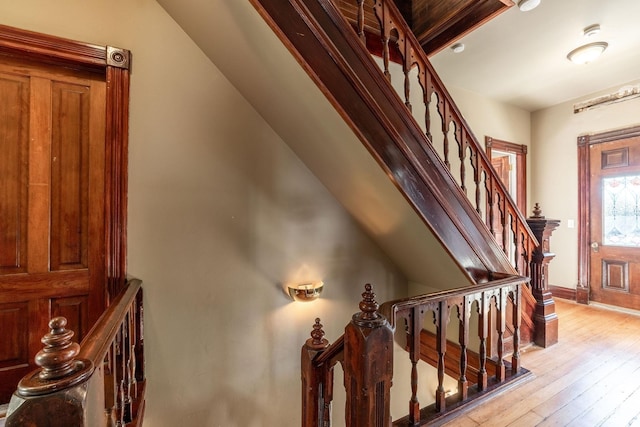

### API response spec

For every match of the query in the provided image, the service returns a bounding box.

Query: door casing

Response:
[577,125,640,304]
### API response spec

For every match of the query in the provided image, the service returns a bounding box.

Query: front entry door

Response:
[589,136,640,310]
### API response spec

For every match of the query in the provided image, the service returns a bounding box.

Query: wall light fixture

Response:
[287,281,324,302]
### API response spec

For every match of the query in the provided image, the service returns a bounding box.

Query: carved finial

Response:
[306,318,329,350]
[532,203,545,219]
[359,284,379,320]
[35,317,80,380]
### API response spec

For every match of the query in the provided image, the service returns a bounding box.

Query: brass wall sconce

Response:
[287,281,324,302]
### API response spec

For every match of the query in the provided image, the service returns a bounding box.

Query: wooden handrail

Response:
[314,333,345,367]
[380,274,527,328]
[343,0,538,276]
[79,277,142,363]
[6,278,144,427]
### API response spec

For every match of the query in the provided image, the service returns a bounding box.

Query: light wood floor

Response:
[444,298,640,427]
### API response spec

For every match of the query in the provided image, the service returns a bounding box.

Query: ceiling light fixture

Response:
[451,43,465,53]
[517,0,541,12]
[583,24,601,38]
[567,42,608,64]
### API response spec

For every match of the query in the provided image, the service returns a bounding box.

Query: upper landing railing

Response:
[5,278,144,427]
[302,279,530,426]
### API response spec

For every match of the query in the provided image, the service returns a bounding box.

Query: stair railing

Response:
[340,0,538,277]
[303,280,530,426]
[252,0,557,344]
[5,278,144,427]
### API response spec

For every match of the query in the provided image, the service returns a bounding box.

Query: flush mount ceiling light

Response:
[583,24,601,38]
[567,42,608,64]
[517,0,541,12]
[450,43,465,53]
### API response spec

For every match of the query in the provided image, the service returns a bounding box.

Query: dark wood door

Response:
[589,137,640,310]
[0,56,106,401]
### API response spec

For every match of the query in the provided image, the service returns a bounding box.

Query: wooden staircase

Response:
[249,0,559,424]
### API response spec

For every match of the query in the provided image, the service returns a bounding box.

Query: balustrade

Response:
[302,280,530,426]
[5,279,144,427]
[340,0,538,276]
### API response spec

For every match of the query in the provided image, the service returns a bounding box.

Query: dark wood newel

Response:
[344,284,393,427]
[301,318,330,427]
[526,203,560,347]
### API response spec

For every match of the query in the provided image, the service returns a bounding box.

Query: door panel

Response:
[0,58,106,402]
[0,73,29,274]
[589,137,640,309]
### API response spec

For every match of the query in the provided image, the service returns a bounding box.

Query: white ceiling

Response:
[429,0,640,112]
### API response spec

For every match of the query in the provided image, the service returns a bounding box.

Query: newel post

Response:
[6,317,94,427]
[343,284,393,427]
[302,318,330,427]
[526,203,561,347]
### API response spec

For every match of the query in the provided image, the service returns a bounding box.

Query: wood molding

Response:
[0,24,130,305]
[576,124,640,305]
[548,286,577,301]
[485,136,527,215]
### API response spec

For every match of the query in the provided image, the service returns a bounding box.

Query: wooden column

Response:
[527,203,561,347]
[344,284,393,427]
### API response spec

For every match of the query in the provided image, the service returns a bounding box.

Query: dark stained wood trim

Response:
[549,285,577,302]
[577,124,640,305]
[105,66,131,302]
[485,136,527,215]
[0,24,131,310]
[250,0,516,278]
[417,0,512,56]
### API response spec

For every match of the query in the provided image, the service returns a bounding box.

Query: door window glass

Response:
[603,175,640,246]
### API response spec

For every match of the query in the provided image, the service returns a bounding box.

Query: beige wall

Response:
[0,1,408,425]
[445,86,533,209]
[531,80,640,289]
[443,78,640,290]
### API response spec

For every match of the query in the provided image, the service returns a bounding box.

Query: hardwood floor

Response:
[443,298,640,427]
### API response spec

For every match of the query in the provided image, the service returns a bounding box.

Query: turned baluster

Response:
[435,301,449,412]
[114,326,125,426]
[473,154,482,215]
[457,297,470,400]
[459,134,467,195]
[373,0,392,82]
[495,289,506,382]
[134,287,145,385]
[423,73,434,141]
[356,0,366,43]
[128,304,138,399]
[407,306,422,424]
[441,101,451,170]
[477,294,489,391]
[500,196,509,252]
[322,365,334,427]
[122,311,133,423]
[302,318,330,427]
[104,344,117,424]
[515,227,524,275]
[403,53,412,112]
[511,286,522,374]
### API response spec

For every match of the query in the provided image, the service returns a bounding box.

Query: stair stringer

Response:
[250,0,517,280]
